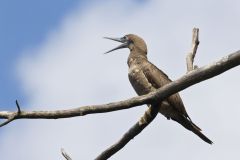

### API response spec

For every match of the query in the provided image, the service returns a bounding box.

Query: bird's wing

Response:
[142,61,191,120]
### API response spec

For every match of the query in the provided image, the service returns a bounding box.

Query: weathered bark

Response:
[0,50,239,127]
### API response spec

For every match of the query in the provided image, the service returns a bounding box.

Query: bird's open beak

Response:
[104,37,129,54]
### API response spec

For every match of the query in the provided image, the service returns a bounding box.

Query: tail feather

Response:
[191,126,213,144]
[190,120,202,131]
[172,116,213,144]
[185,115,202,131]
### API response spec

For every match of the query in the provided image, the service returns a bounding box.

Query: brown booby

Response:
[104,34,212,144]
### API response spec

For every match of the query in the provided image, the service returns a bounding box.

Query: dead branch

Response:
[95,105,159,160]
[186,28,200,72]
[0,50,240,127]
[0,100,22,127]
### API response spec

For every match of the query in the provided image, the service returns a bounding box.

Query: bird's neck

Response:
[127,51,148,67]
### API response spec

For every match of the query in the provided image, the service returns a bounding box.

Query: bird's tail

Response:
[173,116,213,145]
[191,125,213,144]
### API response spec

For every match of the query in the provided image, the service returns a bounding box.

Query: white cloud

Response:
[1,0,240,159]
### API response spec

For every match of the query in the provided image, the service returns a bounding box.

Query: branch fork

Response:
[0,100,22,127]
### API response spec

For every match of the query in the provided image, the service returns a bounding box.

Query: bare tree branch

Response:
[0,95,152,124]
[0,100,22,127]
[0,50,240,127]
[186,28,200,72]
[95,104,159,160]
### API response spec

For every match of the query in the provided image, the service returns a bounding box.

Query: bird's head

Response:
[104,34,147,55]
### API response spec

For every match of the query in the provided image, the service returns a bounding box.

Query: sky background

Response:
[0,0,240,159]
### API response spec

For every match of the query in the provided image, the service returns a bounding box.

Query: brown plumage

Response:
[105,34,212,144]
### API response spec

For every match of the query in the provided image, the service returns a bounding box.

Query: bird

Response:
[104,34,213,144]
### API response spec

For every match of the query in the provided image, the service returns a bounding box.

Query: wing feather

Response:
[142,61,191,120]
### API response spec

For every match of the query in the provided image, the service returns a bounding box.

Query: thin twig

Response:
[0,115,16,127]
[61,148,72,160]
[95,104,159,160]
[186,28,200,72]
[0,50,239,127]
[0,100,22,127]
[15,100,21,113]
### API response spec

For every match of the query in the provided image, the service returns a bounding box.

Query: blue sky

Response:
[0,0,240,160]
[0,0,83,107]
[0,0,147,108]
